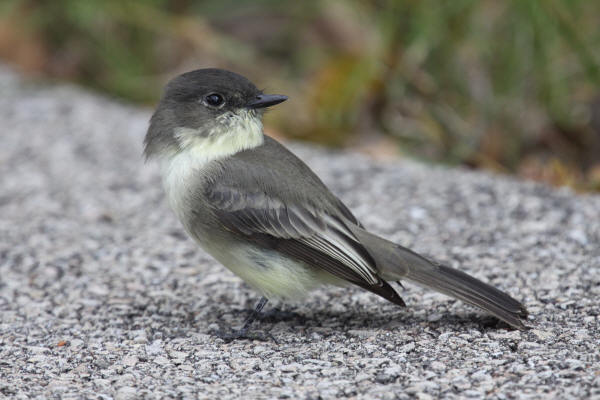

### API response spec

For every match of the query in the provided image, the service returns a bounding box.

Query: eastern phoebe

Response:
[144,68,528,339]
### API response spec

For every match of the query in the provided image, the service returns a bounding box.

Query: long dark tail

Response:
[351,227,529,329]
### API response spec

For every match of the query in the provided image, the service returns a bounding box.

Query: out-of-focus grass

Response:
[1,0,599,191]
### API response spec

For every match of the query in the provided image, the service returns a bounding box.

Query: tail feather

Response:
[351,227,529,329]
[405,259,528,329]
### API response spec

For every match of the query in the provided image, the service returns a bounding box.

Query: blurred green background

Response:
[2,0,600,190]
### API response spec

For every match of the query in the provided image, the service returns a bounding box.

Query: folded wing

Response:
[205,184,405,306]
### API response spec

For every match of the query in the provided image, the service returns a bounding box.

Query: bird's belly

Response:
[198,238,340,300]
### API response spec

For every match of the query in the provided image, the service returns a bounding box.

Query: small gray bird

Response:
[144,68,528,339]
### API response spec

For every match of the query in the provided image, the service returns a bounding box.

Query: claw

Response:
[212,297,278,343]
[215,328,277,344]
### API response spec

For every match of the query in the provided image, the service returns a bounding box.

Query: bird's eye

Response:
[205,93,224,107]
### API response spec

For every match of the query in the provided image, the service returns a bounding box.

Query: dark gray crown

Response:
[162,68,260,109]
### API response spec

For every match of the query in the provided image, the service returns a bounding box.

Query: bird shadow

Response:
[114,293,514,342]
[196,301,513,335]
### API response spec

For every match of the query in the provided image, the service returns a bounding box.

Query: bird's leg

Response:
[216,297,276,343]
[239,296,269,333]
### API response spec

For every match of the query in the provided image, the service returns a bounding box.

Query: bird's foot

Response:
[257,308,304,323]
[214,327,277,343]
[212,297,280,343]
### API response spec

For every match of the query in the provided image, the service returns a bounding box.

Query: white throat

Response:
[174,109,264,162]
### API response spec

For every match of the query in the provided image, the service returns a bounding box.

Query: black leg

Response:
[215,297,277,343]
[240,297,269,332]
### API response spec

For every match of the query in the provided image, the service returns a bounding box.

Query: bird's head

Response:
[144,68,287,159]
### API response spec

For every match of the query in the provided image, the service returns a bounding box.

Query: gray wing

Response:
[206,183,405,306]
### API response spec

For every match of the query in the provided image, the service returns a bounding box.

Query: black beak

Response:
[247,94,288,109]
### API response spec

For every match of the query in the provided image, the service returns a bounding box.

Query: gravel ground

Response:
[1,64,599,399]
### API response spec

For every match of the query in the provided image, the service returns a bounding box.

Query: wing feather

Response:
[206,185,380,286]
